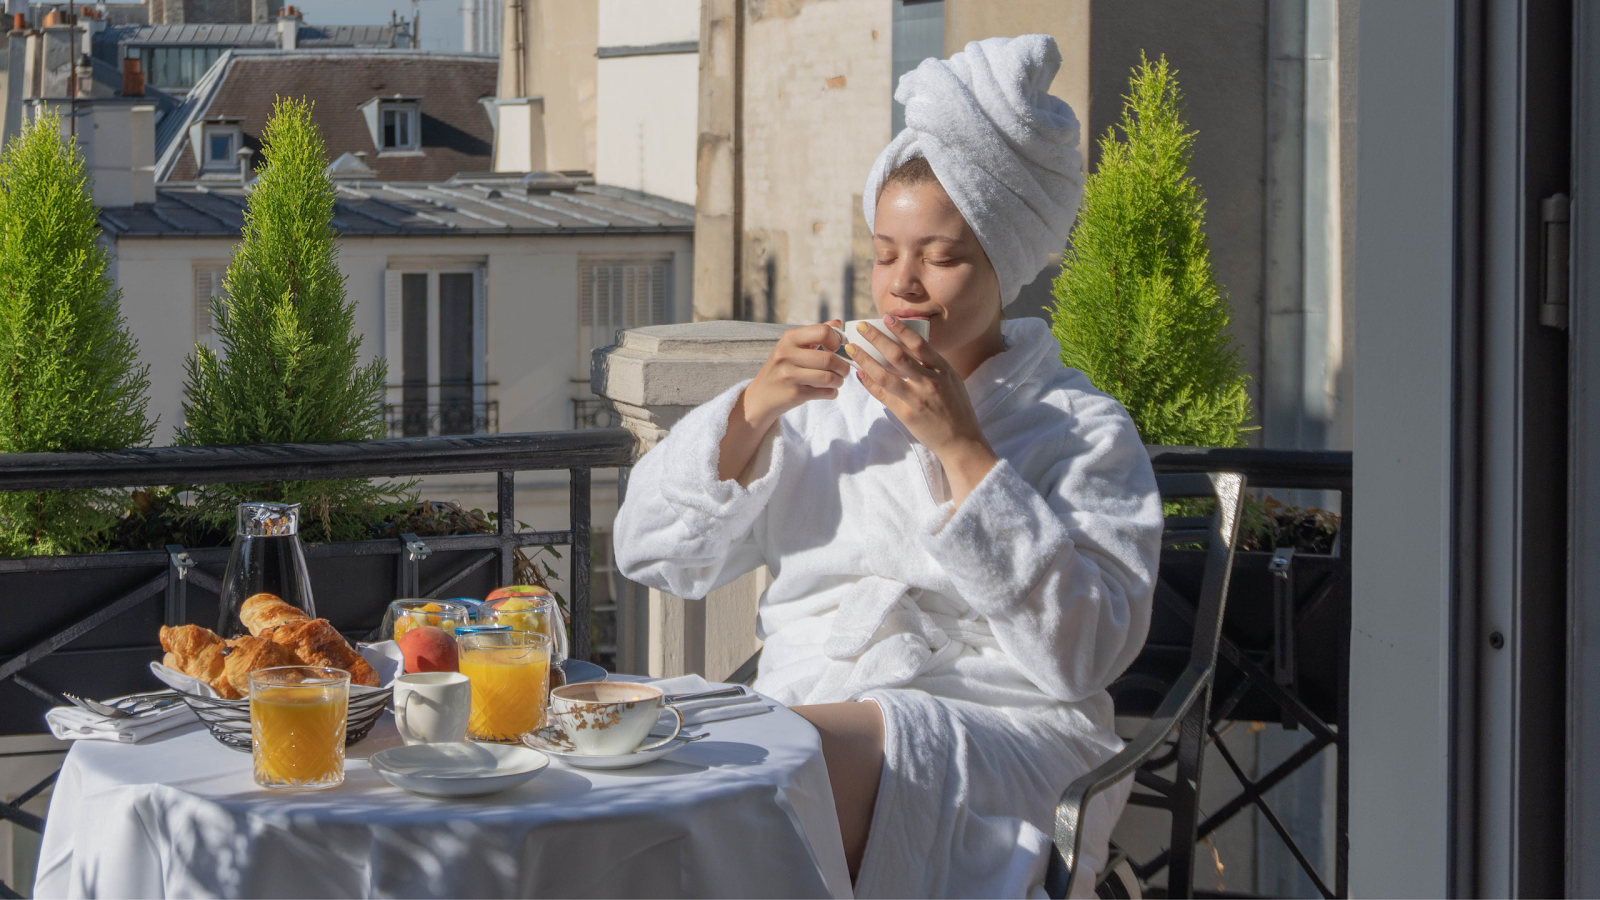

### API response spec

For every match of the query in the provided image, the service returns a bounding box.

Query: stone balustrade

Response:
[593,321,788,679]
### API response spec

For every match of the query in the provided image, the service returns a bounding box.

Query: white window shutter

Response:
[384,269,404,392]
[194,269,213,346]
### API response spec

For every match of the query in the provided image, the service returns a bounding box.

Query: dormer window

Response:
[381,104,418,151]
[206,127,237,166]
[360,96,424,156]
[189,117,246,174]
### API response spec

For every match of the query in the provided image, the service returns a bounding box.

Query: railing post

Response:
[497,469,515,585]
[570,467,591,663]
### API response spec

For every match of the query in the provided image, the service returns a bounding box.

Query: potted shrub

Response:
[1050,56,1344,722]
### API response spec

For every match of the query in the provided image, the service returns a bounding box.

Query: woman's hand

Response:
[851,316,999,507]
[719,322,851,482]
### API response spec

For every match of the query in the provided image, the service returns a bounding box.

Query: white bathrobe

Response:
[614,317,1163,898]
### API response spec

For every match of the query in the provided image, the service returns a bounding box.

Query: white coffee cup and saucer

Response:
[373,671,551,797]
[828,317,931,370]
[524,682,692,770]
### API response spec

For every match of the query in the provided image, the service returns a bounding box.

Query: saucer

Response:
[370,742,549,797]
[523,728,691,770]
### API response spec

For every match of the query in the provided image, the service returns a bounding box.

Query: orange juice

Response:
[460,650,549,741]
[458,632,550,743]
[250,668,349,791]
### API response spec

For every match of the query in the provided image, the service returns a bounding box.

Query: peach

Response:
[398,625,458,673]
[485,585,552,606]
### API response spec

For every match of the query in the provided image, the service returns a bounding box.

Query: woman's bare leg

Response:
[791,701,885,882]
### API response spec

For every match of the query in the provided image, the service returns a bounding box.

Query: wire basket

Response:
[179,686,393,752]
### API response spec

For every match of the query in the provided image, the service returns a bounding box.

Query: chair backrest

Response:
[1047,470,1244,898]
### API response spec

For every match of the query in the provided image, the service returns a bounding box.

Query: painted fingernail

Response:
[883,314,896,326]
[845,343,857,355]
[856,322,870,334]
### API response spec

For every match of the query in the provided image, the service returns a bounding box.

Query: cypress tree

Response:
[178,98,411,541]
[0,112,154,556]
[1052,55,1252,447]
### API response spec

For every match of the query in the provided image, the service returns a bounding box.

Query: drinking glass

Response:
[250,666,349,791]
[458,631,551,743]
[218,502,315,638]
[380,599,474,643]
[476,588,568,665]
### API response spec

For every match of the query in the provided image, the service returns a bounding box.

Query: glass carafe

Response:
[218,502,315,638]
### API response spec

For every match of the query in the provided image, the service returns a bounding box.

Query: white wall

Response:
[593,0,699,205]
[595,53,699,205]
[596,0,697,48]
[1350,1,1456,895]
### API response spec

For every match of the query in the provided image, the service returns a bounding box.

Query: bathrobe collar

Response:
[964,316,1062,424]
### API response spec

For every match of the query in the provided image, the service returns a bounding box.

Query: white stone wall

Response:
[740,0,892,325]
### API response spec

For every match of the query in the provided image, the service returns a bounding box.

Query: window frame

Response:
[201,124,241,170]
[575,256,673,397]
[383,264,489,436]
[378,102,421,153]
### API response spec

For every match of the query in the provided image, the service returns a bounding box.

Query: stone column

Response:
[593,321,786,679]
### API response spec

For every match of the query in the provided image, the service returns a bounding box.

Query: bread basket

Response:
[179,685,393,752]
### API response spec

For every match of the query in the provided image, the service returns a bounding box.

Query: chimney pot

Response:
[121,57,143,97]
[12,13,23,30]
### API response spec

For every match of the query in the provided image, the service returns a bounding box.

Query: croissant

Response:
[159,625,231,696]
[221,635,303,698]
[240,593,310,636]
[265,619,379,687]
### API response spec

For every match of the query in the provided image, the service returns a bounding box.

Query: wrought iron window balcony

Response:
[384,384,499,437]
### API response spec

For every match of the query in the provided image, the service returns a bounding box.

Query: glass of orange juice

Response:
[458,631,551,743]
[250,666,350,791]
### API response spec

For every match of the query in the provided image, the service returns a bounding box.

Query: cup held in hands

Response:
[830,318,931,369]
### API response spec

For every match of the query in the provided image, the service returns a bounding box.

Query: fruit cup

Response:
[381,599,473,644]
[478,587,567,664]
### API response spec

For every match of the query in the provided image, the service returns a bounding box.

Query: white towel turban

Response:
[863,34,1084,306]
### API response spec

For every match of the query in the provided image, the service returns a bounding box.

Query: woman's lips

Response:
[887,309,932,321]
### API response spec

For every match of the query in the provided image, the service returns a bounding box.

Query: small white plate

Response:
[370,742,549,797]
[523,730,692,770]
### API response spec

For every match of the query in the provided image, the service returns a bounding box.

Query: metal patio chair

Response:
[1046,470,1246,899]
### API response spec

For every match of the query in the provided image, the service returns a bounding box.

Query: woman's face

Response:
[870,180,1003,373]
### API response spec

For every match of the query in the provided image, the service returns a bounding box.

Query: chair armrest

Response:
[1048,663,1212,897]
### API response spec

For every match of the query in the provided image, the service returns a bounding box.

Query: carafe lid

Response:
[236,502,300,537]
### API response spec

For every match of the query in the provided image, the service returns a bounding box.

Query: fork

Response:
[63,691,182,719]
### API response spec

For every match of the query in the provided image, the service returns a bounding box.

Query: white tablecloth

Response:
[34,696,851,899]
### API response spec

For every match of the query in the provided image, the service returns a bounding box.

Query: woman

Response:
[614,35,1162,899]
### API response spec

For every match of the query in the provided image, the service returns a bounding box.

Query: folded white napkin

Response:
[648,674,773,727]
[45,701,197,743]
[148,641,402,697]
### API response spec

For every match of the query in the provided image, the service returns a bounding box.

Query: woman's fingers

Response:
[848,343,909,400]
[854,322,920,377]
[788,322,843,352]
[789,346,852,379]
[880,315,946,371]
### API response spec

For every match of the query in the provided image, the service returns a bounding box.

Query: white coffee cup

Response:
[829,317,931,369]
[548,682,684,756]
[393,671,472,745]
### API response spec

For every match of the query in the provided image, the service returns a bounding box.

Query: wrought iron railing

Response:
[383,396,499,438]
[0,428,635,896]
[573,397,622,431]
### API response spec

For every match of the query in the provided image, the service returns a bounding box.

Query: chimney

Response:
[277,5,300,50]
[236,145,253,184]
[120,56,142,96]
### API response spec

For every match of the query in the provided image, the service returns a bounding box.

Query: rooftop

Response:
[96,22,406,49]
[157,50,499,183]
[96,178,696,237]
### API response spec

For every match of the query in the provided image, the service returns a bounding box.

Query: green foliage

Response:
[1052,54,1252,447]
[0,112,154,556]
[177,98,412,541]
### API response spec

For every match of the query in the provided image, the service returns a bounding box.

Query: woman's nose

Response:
[889,260,923,298]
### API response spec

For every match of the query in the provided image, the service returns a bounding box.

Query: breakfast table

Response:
[32,682,852,899]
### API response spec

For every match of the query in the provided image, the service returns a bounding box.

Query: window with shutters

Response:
[383,265,491,437]
[194,264,229,354]
[575,258,671,427]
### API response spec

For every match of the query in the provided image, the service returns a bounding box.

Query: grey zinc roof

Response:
[96,181,695,237]
[100,22,403,48]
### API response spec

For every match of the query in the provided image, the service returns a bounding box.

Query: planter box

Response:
[1115,548,1346,725]
[0,540,500,736]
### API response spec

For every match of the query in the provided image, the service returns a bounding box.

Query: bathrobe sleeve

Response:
[921,390,1163,703]
[613,380,783,599]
